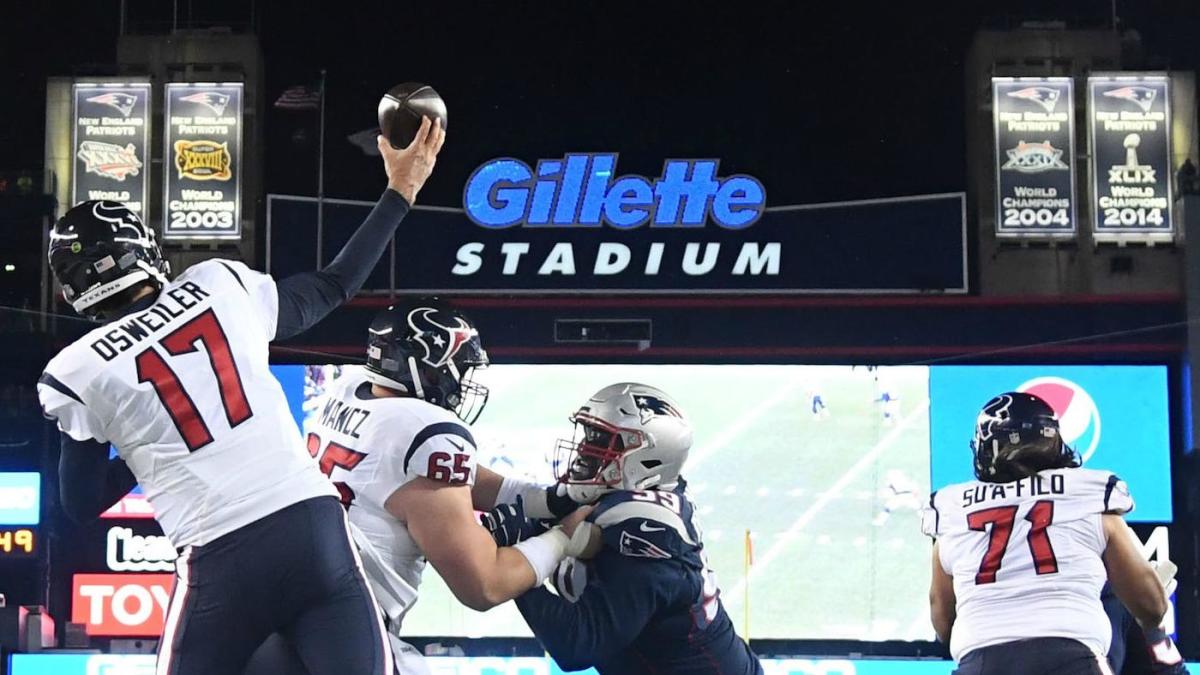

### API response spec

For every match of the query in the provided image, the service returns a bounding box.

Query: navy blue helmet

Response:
[972,392,1080,483]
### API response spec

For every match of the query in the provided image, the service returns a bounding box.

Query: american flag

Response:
[273,84,321,110]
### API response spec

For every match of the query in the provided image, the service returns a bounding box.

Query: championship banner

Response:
[992,78,1076,238]
[1088,75,1174,242]
[71,81,151,216]
[163,82,243,240]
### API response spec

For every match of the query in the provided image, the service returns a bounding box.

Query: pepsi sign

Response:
[929,365,1172,522]
[464,155,766,229]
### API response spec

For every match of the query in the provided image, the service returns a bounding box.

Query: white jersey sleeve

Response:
[203,259,280,341]
[38,363,108,443]
[927,467,1132,660]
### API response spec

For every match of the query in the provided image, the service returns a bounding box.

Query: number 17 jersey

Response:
[921,467,1134,661]
[37,260,335,549]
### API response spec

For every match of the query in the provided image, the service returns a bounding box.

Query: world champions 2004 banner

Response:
[72,81,152,217]
[991,77,1077,239]
[163,82,243,240]
[1088,74,1174,243]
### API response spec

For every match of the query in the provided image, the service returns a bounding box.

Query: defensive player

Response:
[37,120,444,675]
[304,301,592,673]
[484,383,764,675]
[922,392,1169,674]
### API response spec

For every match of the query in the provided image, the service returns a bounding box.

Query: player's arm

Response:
[386,477,570,611]
[273,120,445,340]
[57,436,137,524]
[472,465,579,518]
[929,541,956,644]
[514,556,661,671]
[1103,514,1168,629]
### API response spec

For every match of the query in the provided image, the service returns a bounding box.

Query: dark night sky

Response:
[5,1,1200,208]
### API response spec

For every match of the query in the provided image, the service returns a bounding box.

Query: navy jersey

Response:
[516,480,763,675]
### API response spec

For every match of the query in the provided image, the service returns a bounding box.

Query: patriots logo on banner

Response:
[407,307,477,368]
[619,530,672,560]
[1103,86,1157,113]
[1006,86,1060,113]
[86,92,138,118]
[180,91,232,116]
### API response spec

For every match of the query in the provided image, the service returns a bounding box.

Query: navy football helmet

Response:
[49,201,169,320]
[364,301,489,423]
[971,392,1080,483]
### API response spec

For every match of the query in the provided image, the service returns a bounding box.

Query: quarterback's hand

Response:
[378,116,444,204]
[480,497,541,547]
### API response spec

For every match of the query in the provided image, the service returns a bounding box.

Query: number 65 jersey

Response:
[921,467,1135,661]
[37,260,336,549]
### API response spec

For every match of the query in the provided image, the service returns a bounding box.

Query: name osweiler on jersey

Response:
[39,259,336,548]
[514,483,761,675]
[921,467,1134,661]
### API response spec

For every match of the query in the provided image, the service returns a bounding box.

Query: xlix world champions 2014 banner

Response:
[164,82,243,240]
[1088,75,1174,243]
[992,77,1076,238]
[72,82,151,216]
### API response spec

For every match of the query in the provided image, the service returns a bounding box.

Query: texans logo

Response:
[86,92,138,118]
[1102,86,1158,113]
[180,91,231,116]
[91,202,151,247]
[406,307,477,368]
[1006,86,1060,113]
[1018,377,1102,462]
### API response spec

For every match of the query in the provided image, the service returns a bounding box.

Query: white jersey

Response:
[306,366,478,625]
[38,260,335,548]
[921,467,1134,661]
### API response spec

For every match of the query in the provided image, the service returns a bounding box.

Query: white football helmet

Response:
[555,382,693,504]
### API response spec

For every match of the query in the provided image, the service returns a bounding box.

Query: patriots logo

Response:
[180,91,231,116]
[1006,86,1060,113]
[407,307,477,368]
[86,92,138,118]
[619,530,672,560]
[1103,86,1157,113]
[633,394,683,425]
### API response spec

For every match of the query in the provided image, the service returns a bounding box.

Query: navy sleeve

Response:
[274,189,411,340]
[58,434,137,524]
[515,554,664,671]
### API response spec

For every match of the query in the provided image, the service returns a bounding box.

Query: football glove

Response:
[1143,626,1186,672]
[480,497,543,547]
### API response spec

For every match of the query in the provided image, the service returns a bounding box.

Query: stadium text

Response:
[464,154,766,229]
[450,241,781,277]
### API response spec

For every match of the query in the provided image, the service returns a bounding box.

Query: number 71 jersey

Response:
[37,260,335,549]
[921,467,1134,661]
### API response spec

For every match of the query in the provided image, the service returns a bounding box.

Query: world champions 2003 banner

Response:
[72,81,151,217]
[1088,74,1174,243]
[163,82,243,241]
[268,153,967,294]
[991,77,1077,239]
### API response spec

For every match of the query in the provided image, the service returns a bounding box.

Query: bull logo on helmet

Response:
[407,307,477,368]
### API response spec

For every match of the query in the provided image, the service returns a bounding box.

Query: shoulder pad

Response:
[591,491,697,561]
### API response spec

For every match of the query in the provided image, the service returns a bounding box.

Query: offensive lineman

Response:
[922,392,1169,674]
[483,383,764,675]
[303,301,593,673]
[38,121,444,675]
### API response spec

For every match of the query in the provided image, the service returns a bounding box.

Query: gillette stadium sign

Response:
[267,154,967,293]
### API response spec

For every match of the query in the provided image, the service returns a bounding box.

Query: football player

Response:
[37,122,444,675]
[1104,573,1189,674]
[483,383,764,675]
[303,301,593,673]
[922,392,1169,675]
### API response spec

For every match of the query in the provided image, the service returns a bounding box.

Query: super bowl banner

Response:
[991,77,1076,238]
[1088,75,1174,242]
[163,82,243,240]
[71,82,151,216]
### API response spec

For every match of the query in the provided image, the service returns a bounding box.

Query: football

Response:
[377,83,447,149]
